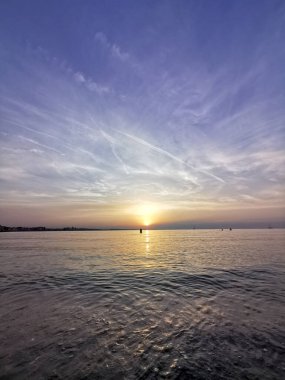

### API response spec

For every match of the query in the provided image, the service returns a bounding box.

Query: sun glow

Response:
[143,219,151,227]
[134,202,160,227]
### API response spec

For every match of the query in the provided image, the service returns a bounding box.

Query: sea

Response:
[0,229,284,380]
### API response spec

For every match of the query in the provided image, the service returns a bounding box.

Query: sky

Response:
[0,0,285,229]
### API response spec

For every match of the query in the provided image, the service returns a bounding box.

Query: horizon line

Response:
[1,224,284,231]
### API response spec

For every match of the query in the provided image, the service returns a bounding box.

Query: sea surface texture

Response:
[0,229,284,380]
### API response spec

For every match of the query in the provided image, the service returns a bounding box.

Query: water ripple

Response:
[0,229,284,379]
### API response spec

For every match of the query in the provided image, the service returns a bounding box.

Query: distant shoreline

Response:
[0,226,137,232]
[1,225,283,232]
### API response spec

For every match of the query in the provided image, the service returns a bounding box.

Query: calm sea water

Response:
[0,229,284,380]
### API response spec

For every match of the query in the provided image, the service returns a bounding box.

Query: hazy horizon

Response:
[1,0,284,228]
[1,219,285,230]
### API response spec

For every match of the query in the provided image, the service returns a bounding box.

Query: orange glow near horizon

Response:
[2,202,285,229]
[132,202,162,228]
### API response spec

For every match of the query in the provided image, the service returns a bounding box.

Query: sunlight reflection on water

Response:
[0,229,284,379]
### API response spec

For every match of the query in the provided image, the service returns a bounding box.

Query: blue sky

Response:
[0,0,285,228]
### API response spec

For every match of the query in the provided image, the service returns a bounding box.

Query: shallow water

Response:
[0,229,284,379]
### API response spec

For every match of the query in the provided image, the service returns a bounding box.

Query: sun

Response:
[134,202,159,227]
[143,219,151,227]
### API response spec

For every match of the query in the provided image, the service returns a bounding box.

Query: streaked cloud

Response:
[0,0,284,227]
[73,71,111,94]
[95,31,130,62]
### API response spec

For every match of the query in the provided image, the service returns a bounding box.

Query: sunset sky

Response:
[0,0,285,228]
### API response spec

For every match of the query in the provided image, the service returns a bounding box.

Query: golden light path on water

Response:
[0,230,284,379]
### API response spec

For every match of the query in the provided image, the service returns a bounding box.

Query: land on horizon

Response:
[0,223,283,232]
[0,0,284,234]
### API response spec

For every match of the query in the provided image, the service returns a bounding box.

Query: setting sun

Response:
[133,202,161,227]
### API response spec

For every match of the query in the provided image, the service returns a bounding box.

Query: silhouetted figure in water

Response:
[140,228,142,233]
[229,227,232,231]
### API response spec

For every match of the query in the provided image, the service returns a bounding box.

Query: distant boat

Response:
[268,225,273,229]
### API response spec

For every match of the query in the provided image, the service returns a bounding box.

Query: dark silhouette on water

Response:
[140,228,143,233]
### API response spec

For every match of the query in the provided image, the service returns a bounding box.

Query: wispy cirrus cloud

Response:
[73,71,111,94]
[0,0,284,227]
[94,32,130,62]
